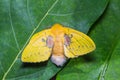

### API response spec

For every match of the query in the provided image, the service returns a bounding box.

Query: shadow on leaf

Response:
[21,61,48,68]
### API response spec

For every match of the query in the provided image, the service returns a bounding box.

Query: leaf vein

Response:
[26,0,34,27]
[48,11,81,16]
[9,1,20,51]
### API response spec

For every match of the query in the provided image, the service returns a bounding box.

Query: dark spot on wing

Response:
[82,45,84,48]
[38,52,40,54]
[69,34,73,38]
[42,38,46,42]
[23,57,26,59]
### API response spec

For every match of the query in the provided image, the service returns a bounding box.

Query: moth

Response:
[21,24,96,66]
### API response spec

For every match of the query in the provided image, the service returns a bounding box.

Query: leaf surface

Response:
[0,0,108,80]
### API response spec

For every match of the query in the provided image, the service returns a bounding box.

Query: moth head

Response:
[51,24,65,36]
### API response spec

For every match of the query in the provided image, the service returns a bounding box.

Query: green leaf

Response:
[57,0,120,80]
[0,0,108,80]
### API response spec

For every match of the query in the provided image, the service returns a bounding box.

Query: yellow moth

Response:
[21,24,96,66]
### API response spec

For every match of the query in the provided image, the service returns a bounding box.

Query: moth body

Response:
[49,26,67,66]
